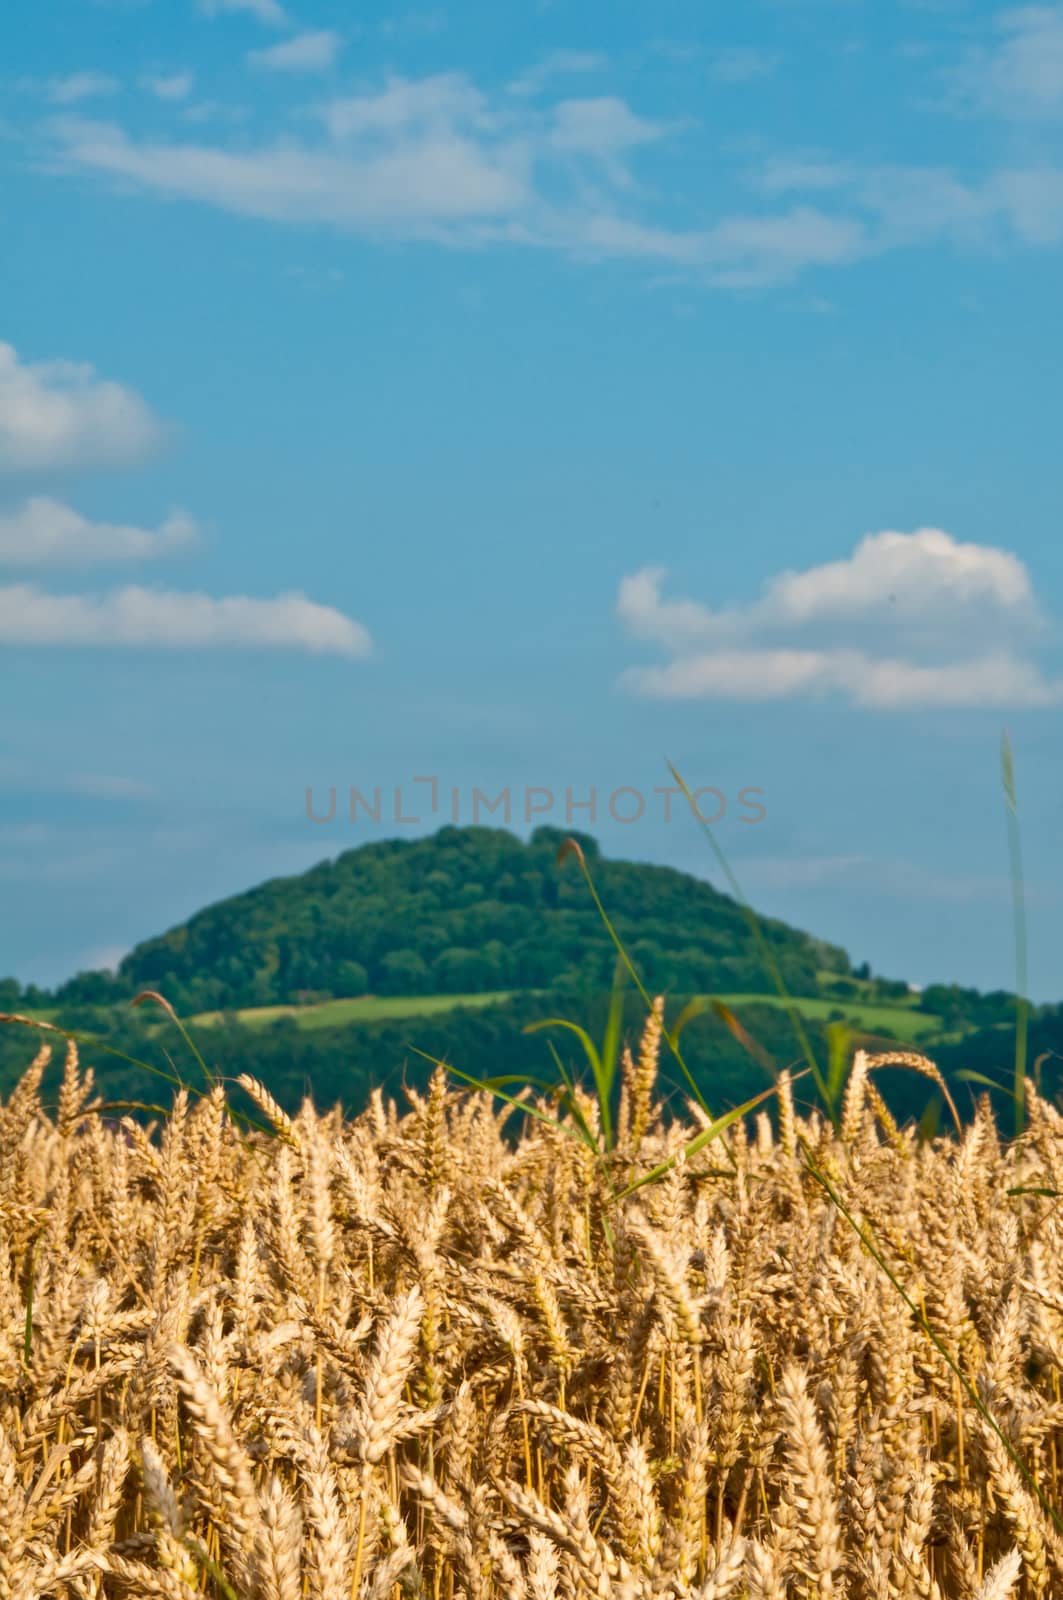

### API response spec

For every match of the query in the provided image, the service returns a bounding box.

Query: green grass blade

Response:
[596,956,627,1150]
[616,1076,799,1198]
[825,1021,852,1109]
[556,838,716,1124]
[1001,730,1029,1136]
[667,762,834,1121]
[542,1039,601,1153]
[131,990,218,1092]
[523,1018,602,1080]
[1,1011,190,1095]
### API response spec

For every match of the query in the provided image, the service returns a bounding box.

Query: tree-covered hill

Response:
[37,824,853,1014]
[1,824,1049,1130]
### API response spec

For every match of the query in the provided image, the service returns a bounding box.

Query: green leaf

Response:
[954,1068,1013,1093]
[825,1021,852,1114]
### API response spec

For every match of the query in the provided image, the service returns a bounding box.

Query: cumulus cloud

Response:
[0,498,198,566]
[46,73,119,105]
[0,342,163,473]
[0,584,370,654]
[248,30,342,73]
[618,530,1063,709]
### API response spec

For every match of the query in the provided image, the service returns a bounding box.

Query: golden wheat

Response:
[1,1036,1062,1598]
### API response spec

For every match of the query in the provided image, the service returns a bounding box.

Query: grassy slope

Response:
[190,990,516,1030]
[185,984,943,1043]
[719,993,943,1042]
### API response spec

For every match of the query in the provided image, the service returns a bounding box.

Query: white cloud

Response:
[0,761,154,800]
[0,342,163,473]
[199,0,288,25]
[708,47,779,84]
[319,74,490,141]
[41,61,1063,288]
[43,109,869,284]
[752,152,1063,259]
[68,774,155,799]
[142,72,194,102]
[46,72,120,105]
[619,530,1035,645]
[734,853,871,890]
[0,584,370,654]
[508,51,608,98]
[47,115,528,229]
[623,647,1063,708]
[735,852,1043,904]
[697,208,868,287]
[550,97,665,157]
[755,157,853,195]
[954,6,1063,119]
[0,498,198,566]
[76,944,129,974]
[618,531,1062,709]
[248,30,343,73]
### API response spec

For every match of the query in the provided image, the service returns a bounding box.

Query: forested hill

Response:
[44,825,853,1013]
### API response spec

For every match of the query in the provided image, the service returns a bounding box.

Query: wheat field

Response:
[3,1017,1063,1600]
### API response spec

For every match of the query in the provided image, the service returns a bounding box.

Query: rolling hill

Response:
[1,824,1051,1125]
[43,824,854,1014]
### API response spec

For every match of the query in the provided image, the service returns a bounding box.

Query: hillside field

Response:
[186,985,944,1042]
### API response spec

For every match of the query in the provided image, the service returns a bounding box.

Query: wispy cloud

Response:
[248,30,343,73]
[951,5,1063,120]
[507,50,608,99]
[549,97,665,157]
[618,530,1063,709]
[0,498,198,566]
[318,73,489,140]
[47,111,528,229]
[0,761,155,800]
[39,86,869,286]
[735,851,1048,904]
[75,943,129,973]
[36,56,1063,288]
[708,47,780,84]
[45,72,120,105]
[0,584,371,654]
[67,773,156,800]
[0,341,163,473]
[751,152,1063,250]
[141,72,194,103]
[199,0,288,26]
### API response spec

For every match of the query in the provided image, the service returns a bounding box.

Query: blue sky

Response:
[3,0,1063,998]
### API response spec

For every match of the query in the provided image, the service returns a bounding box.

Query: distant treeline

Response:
[3,985,1058,1137]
